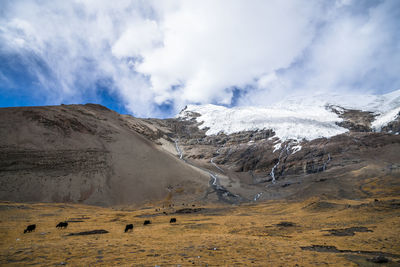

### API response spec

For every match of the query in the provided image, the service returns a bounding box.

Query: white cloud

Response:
[0,0,399,117]
[238,0,400,106]
[112,19,162,59]
[136,0,319,108]
[299,0,400,93]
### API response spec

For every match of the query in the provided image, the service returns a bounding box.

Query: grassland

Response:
[0,197,399,266]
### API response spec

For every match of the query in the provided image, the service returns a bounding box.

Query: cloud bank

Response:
[0,0,399,117]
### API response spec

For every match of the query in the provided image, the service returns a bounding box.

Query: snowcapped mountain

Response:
[1,97,399,206]
[168,91,400,203]
[178,89,400,141]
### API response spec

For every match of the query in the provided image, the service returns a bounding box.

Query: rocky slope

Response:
[146,91,400,203]
[0,104,209,206]
[142,116,399,204]
[0,90,399,206]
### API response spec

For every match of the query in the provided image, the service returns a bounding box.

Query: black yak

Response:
[124,224,133,232]
[24,224,36,233]
[143,220,151,225]
[170,218,177,223]
[56,222,68,229]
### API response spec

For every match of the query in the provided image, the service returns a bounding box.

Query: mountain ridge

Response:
[0,90,399,206]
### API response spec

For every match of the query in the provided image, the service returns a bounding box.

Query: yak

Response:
[143,220,151,225]
[24,224,36,233]
[56,222,68,229]
[124,224,133,232]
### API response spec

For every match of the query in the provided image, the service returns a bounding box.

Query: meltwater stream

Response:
[174,139,241,204]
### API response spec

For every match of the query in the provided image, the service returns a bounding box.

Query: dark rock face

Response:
[0,149,109,173]
[328,105,376,132]
[22,110,96,136]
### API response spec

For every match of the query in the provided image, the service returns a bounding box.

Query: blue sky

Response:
[0,53,128,114]
[0,0,399,118]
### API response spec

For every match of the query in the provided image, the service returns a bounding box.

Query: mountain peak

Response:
[178,90,400,141]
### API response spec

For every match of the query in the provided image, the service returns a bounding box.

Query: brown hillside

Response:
[0,104,209,206]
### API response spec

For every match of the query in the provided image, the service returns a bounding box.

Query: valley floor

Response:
[0,197,399,266]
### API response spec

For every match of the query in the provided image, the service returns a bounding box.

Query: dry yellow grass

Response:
[0,197,399,266]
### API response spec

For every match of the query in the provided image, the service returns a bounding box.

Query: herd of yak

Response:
[23,218,177,234]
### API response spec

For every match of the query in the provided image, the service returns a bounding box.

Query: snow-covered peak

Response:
[177,90,400,141]
[274,90,400,133]
[178,104,347,141]
[271,89,400,113]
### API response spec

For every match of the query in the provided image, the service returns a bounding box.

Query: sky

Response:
[0,0,399,118]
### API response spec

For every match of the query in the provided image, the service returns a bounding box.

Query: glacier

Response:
[178,89,400,142]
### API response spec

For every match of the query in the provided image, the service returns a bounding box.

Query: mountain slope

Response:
[0,104,209,206]
[0,90,399,206]
[168,90,400,202]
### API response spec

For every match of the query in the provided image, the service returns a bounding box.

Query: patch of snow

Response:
[254,192,263,201]
[291,145,302,154]
[371,106,400,131]
[273,143,282,153]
